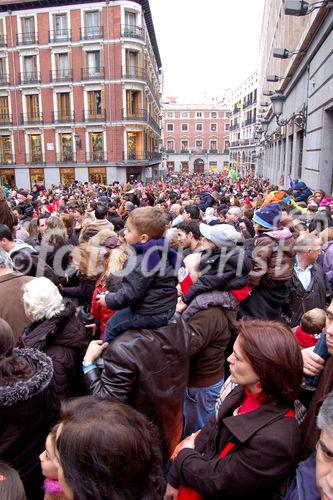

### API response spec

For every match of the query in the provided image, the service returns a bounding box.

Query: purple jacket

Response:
[284,453,320,500]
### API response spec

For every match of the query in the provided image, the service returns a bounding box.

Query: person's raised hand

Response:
[302,347,325,376]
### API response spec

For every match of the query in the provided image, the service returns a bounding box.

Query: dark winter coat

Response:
[17,301,87,419]
[9,242,59,284]
[0,348,53,499]
[284,263,331,327]
[182,246,253,305]
[185,305,236,387]
[294,182,312,203]
[105,247,178,315]
[61,274,96,309]
[84,314,190,461]
[168,385,301,499]
[199,192,216,211]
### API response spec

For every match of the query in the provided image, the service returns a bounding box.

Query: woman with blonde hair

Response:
[62,243,104,309]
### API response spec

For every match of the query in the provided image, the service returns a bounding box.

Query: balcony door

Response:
[29,134,42,163]
[89,132,103,161]
[87,90,102,119]
[23,55,37,79]
[54,14,67,40]
[55,53,69,80]
[0,136,11,163]
[59,133,73,161]
[26,94,39,121]
[21,16,35,44]
[87,51,100,77]
[126,90,140,117]
[126,50,138,77]
[0,96,9,122]
[57,92,70,120]
[85,11,100,38]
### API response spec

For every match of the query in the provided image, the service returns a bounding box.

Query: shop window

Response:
[60,167,75,185]
[88,167,106,184]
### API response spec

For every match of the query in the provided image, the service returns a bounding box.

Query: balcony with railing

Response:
[122,65,146,81]
[21,112,44,125]
[83,109,106,122]
[192,149,207,155]
[17,32,38,45]
[121,24,144,40]
[56,152,75,163]
[0,113,12,126]
[209,149,219,154]
[81,67,105,81]
[0,154,15,165]
[86,151,107,163]
[123,150,161,162]
[230,141,240,147]
[166,149,175,154]
[180,149,189,154]
[52,111,75,124]
[122,109,160,135]
[0,73,9,86]
[49,29,72,43]
[50,69,73,83]
[20,71,41,84]
[0,34,7,47]
[80,26,103,40]
[25,153,45,164]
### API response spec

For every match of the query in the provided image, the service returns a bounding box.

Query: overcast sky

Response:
[149,0,265,102]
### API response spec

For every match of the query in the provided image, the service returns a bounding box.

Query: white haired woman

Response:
[17,277,88,422]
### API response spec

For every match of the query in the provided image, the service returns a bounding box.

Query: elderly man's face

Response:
[316,428,333,499]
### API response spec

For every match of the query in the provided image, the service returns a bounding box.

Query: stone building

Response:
[257,1,333,192]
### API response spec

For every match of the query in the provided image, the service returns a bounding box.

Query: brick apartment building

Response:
[0,0,162,188]
[162,98,230,174]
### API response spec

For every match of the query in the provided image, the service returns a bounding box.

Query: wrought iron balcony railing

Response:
[82,110,106,122]
[49,29,72,43]
[122,65,146,80]
[17,32,38,45]
[0,73,9,86]
[121,24,144,40]
[25,153,45,164]
[81,67,105,80]
[86,151,107,162]
[20,71,41,84]
[0,113,12,126]
[56,152,75,163]
[21,112,44,124]
[0,154,15,165]
[50,69,73,82]
[80,26,103,40]
[52,111,75,123]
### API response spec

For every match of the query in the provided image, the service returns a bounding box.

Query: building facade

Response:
[257,1,333,192]
[0,0,162,188]
[162,99,230,174]
[229,71,258,177]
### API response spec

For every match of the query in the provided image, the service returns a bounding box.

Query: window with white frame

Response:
[166,140,174,150]
[195,140,203,149]
[167,123,174,132]
[196,123,203,132]
[181,140,188,150]
[210,140,217,151]
[181,112,188,118]
[181,123,188,132]
[225,123,230,131]
[210,123,217,132]
[196,112,202,118]
[211,111,217,118]
[167,112,174,118]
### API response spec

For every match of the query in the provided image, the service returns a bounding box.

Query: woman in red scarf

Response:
[165,320,303,500]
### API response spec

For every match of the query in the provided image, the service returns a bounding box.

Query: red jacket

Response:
[91,284,116,338]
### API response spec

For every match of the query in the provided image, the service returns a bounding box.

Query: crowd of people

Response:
[0,172,333,499]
